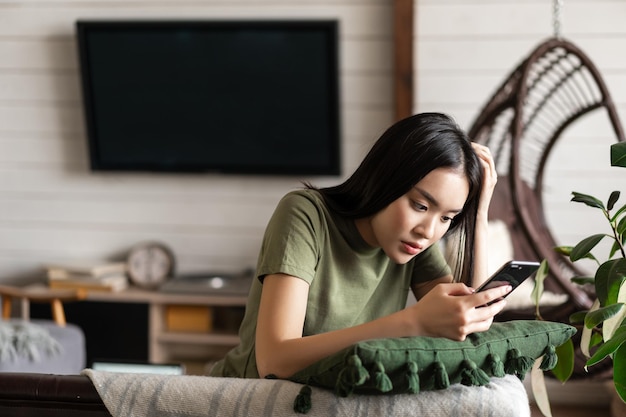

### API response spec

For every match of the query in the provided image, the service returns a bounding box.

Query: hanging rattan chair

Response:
[468,36,625,378]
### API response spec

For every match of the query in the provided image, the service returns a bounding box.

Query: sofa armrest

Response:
[0,372,110,417]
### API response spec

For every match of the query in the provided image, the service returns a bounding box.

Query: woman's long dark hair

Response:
[307,112,483,284]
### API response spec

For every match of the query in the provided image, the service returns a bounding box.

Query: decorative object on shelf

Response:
[126,241,176,289]
[45,260,128,293]
[165,305,213,333]
[45,260,127,279]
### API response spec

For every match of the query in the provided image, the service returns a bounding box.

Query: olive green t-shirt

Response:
[210,189,451,378]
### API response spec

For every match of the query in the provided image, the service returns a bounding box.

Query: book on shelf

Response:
[44,260,127,279]
[48,272,129,293]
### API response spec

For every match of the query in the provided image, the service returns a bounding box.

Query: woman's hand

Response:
[406,282,511,341]
[471,143,498,287]
[471,143,498,215]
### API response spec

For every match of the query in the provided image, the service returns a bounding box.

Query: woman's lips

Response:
[402,241,423,255]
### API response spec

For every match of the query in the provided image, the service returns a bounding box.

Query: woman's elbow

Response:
[256,353,290,379]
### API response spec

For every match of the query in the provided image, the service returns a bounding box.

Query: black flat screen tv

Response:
[76,20,341,175]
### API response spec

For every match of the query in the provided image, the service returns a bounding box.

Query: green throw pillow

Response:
[287,320,575,413]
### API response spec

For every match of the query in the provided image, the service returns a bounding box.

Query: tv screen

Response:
[76,20,341,175]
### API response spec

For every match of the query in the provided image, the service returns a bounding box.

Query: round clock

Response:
[127,242,176,289]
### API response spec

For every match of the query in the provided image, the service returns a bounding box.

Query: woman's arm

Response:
[470,143,498,287]
[256,272,512,379]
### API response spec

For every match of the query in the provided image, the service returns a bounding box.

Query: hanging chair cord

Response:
[553,0,564,39]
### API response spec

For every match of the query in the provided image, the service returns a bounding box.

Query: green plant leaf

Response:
[618,215,626,236]
[587,325,626,367]
[571,276,594,286]
[551,338,575,383]
[612,203,626,224]
[596,260,620,306]
[584,304,625,329]
[610,240,621,260]
[531,260,548,313]
[554,246,572,256]
[569,311,587,324]
[590,332,604,349]
[608,191,621,211]
[582,300,601,358]
[606,259,626,306]
[614,342,626,403]
[611,141,626,168]
[571,192,605,210]
[604,276,626,341]
[571,234,606,262]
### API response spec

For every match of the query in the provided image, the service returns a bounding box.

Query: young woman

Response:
[210,112,507,379]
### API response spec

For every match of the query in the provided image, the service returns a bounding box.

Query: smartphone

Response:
[475,260,541,305]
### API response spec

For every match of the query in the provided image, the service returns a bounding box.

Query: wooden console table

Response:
[20,285,247,371]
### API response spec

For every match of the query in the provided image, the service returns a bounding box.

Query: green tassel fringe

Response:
[335,354,369,397]
[540,344,558,371]
[487,353,506,378]
[459,358,491,386]
[372,360,393,393]
[293,385,312,414]
[405,360,420,394]
[505,347,534,379]
[431,358,450,390]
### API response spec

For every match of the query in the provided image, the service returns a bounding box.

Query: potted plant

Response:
[532,141,626,416]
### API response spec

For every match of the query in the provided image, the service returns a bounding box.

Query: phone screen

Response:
[476,261,540,305]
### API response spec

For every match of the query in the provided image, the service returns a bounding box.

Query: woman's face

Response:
[356,167,470,264]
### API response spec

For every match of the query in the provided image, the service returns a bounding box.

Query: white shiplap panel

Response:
[0,106,389,170]
[0,71,390,106]
[0,5,391,38]
[0,196,278,230]
[0,37,391,73]
[0,135,86,164]
[0,39,76,70]
[0,225,264,269]
[417,2,626,38]
[0,104,84,133]
[417,38,540,73]
[0,71,80,102]
[416,36,626,73]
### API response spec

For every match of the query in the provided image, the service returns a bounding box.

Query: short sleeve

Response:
[256,191,327,284]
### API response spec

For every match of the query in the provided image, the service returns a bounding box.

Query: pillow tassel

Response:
[430,352,450,390]
[293,384,312,414]
[505,345,534,379]
[335,353,368,397]
[405,358,420,394]
[540,343,558,371]
[373,352,393,393]
[487,345,505,377]
[459,351,491,386]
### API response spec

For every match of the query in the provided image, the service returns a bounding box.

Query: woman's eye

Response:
[412,201,427,211]
[441,216,453,223]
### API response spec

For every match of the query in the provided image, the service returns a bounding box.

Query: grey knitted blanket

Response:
[82,369,530,417]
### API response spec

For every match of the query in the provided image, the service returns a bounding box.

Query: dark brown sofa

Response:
[0,372,111,417]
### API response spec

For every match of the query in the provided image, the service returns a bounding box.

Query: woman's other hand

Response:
[406,282,511,341]
[471,143,498,209]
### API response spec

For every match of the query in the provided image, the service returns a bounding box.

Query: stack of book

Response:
[46,260,129,292]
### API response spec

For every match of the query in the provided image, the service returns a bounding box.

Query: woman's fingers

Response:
[471,284,512,307]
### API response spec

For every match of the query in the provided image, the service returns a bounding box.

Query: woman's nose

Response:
[414,215,437,239]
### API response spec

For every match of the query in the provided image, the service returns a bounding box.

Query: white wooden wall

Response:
[416,0,626,261]
[0,0,624,284]
[0,0,393,283]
